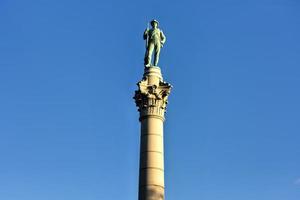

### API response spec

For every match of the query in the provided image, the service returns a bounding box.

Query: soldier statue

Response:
[143,19,166,67]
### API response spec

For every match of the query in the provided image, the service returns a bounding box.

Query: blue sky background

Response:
[0,0,300,199]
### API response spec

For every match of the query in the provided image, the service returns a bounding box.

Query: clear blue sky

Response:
[0,0,299,199]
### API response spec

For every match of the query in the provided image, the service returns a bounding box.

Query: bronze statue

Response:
[143,20,166,67]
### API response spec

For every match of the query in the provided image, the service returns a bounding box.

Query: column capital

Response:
[134,67,172,121]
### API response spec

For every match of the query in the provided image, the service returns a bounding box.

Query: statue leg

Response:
[145,43,154,66]
[154,44,161,66]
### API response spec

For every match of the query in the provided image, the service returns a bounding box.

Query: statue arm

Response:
[143,29,149,40]
[160,30,166,44]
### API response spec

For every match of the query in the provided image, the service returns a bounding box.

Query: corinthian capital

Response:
[134,78,172,121]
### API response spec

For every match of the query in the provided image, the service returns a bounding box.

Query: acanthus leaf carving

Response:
[134,78,172,120]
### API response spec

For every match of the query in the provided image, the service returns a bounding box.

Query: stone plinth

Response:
[134,66,172,200]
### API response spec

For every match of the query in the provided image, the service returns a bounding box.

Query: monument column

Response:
[134,66,172,200]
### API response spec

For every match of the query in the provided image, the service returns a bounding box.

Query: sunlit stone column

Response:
[134,66,172,200]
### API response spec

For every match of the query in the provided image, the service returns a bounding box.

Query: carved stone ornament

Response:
[134,78,172,121]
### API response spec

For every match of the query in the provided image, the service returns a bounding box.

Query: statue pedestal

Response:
[134,66,172,200]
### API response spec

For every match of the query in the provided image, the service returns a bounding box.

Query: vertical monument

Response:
[134,20,172,200]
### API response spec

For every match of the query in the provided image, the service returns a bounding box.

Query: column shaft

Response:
[134,66,171,200]
[138,117,164,200]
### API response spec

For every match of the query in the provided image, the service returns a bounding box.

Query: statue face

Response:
[152,22,158,28]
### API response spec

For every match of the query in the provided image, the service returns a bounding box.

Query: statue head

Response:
[150,19,159,28]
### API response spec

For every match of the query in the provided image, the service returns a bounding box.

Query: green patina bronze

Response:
[143,19,166,67]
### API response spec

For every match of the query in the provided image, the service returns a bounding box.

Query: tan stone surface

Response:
[139,185,164,200]
[134,66,171,200]
[141,118,163,133]
[140,134,163,152]
[140,151,164,169]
